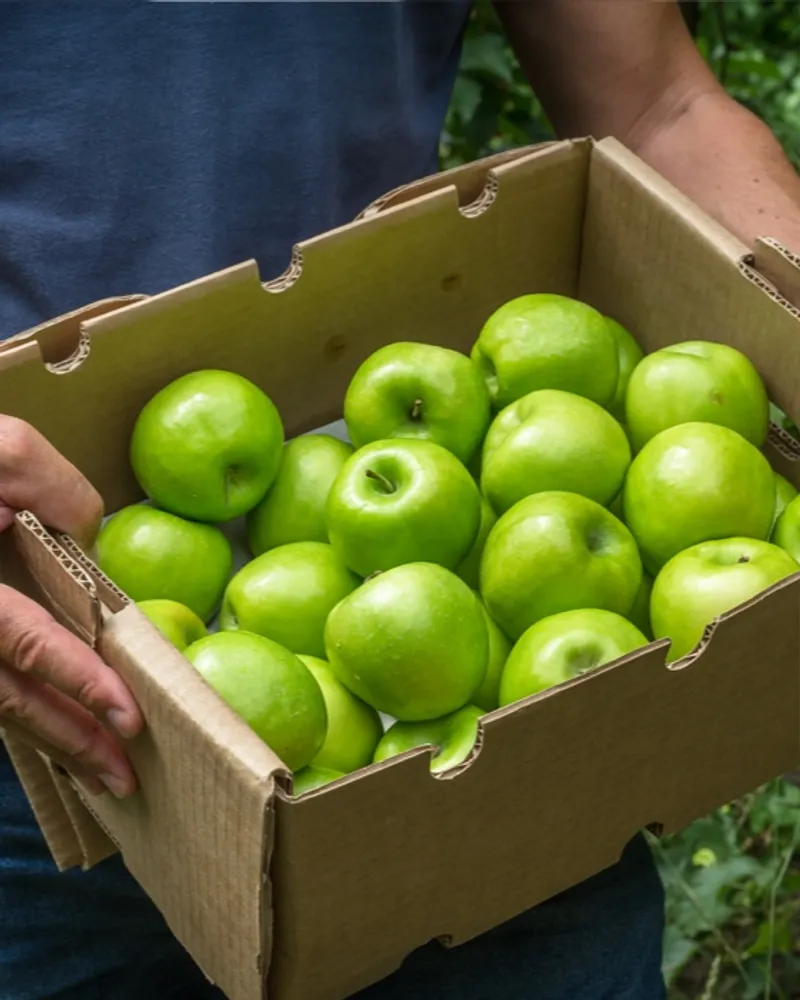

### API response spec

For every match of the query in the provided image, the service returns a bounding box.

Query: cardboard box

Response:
[3,137,800,1000]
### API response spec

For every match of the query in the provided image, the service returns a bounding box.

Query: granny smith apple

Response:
[292,766,345,795]
[298,655,383,774]
[136,598,207,650]
[772,471,798,532]
[373,704,483,774]
[220,541,359,657]
[608,491,625,521]
[343,342,491,464]
[627,572,654,640]
[130,369,284,522]
[772,494,800,561]
[184,630,327,771]
[480,389,630,513]
[472,596,511,711]
[499,609,649,705]
[623,422,775,572]
[326,439,481,577]
[651,537,798,662]
[97,504,233,621]
[606,318,644,423]
[470,293,618,410]
[324,562,488,721]
[625,341,769,452]
[480,491,642,640]
[247,434,353,555]
[455,498,496,590]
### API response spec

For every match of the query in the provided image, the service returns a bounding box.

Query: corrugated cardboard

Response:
[2,137,800,1000]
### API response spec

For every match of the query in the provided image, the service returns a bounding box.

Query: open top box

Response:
[3,137,800,1000]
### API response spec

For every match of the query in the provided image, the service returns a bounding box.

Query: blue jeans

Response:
[1,749,666,1000]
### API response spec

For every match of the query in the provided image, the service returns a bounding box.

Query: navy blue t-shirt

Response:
[0,2,471,339]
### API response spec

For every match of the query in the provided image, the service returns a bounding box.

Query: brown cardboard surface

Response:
[752,238,800,312]
[3,137,800,1000]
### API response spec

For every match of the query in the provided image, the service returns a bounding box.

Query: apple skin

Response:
[220,541,359,658]
[623,422,775,573]
[292,766,345,795]
[499,609,649,705]
[625,341,769,452]
[627,572,654,640]
[130,369,284,523]
[184,630,328,771]
[298,655,383,774]
[480,389,630,514]
[136,599,207,651]
[480,491,642,640]
[772,471,798,533]
[470,293,618,410]
[455,498,496,590]
[373,705,483,774]
[651,537,798,662]
[324,562,488,722]
[96,505,233,622]
[326,439,481,578]
[606,318,644,423]
[772,494,800,561]
[246,434,353,555]
[472,596,512,711]
[343,342,490,465]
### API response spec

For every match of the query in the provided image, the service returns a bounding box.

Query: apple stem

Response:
[738,555,750,564]
[365,468,396,494]
[410,398,423,421]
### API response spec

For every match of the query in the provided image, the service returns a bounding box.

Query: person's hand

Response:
[0,416,143,797]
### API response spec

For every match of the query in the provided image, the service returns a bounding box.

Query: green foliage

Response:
[442,2,800,995]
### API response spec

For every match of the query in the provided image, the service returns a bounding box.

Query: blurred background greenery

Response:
[441,2,800,996]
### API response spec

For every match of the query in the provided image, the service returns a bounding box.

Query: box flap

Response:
[751,238,800,313]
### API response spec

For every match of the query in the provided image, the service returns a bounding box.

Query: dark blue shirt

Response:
[0,2,471,338]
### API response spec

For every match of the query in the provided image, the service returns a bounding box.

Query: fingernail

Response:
[106,708,141,740]
[98,772,132,799]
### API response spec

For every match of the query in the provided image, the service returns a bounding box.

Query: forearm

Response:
[631,89,800,253]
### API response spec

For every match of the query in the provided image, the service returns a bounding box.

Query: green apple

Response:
[455,498,496,590]
[373,704,483,774]
[773,494,800,561]
[326,439,481,577]
[623,422,775,572]
[97,505,233,621]
[324,562,488,721]
[772,471,798,532]
[480,389,630,514]
[470,293,618,410]
[136,598,207,650]
[472,596,512,712]
[625,341,769,452]
[246,434,353,555]
[292,766,345,795]
[298,655,383,774]
[184,630,327,771]
[606,318,644,423]
[220,541,359,657]
[627,571,654,640]
[651,537,798,662]
[130,369,284,522]
[499,609,649,705]
[608,491,625,521]
[480,491,642,640]
[343,342,490,464]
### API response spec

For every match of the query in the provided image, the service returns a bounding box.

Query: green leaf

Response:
[460,33,515,84]
[748,917,792,956]
[661,925,698,983]
[449,77,483,126]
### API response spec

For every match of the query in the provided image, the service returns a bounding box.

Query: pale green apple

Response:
[623,422,775,572]
[499,609,649,705]
[373,704,483,774]
[627,571,654,640]
[651,537,798,662]
[343,342,490,464]
[625,341,769,452]
[326,439,481,577]
[324,562,488,721]
[136,598,207,650]
[246,434,353,555]
[772,471,798,533]
[480,389,630,513]
[298,655,383,774]
[472,596,512,712]
[220,541,359,658]
[773,494,800,561]
[480,491,642,640]
[455,498,496,590]
[608,492,625,521]
[184,630,327,771]
[97,505,233,621]
[130,369,284,522]
[292,766,345,795]
[470,293,618,410]
[606,318,644,423]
